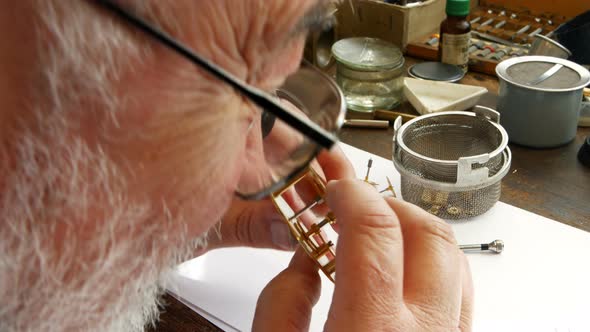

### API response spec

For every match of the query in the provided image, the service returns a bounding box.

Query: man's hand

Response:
[202,146,355,254]
[253,179,474,331]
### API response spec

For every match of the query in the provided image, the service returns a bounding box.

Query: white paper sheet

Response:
[167,143,590,332]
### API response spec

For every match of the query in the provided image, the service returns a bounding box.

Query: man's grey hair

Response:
[0,1,233,331]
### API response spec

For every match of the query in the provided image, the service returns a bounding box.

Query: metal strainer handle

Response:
[457,154,492,186]
[392,115,403,157]
[393,147,512,191]
[473,105,501,123]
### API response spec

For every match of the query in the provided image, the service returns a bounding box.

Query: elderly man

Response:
[0,1,472,331]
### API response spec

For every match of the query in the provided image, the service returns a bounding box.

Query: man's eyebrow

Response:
[292,1,337,35]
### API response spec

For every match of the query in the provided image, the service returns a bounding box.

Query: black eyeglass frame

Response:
[90,0,339,150]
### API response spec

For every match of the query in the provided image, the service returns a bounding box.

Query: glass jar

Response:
[332,37,405,112]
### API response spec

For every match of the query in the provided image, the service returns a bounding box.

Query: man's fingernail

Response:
[271,221,297,250]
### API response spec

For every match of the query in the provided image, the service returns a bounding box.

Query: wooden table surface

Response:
[151,64,590,332]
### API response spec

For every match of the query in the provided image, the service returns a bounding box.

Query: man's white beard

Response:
[0,109,210,332]
[0,2,214,331]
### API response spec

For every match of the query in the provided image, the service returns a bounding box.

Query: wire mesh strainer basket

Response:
[392,106,511,219]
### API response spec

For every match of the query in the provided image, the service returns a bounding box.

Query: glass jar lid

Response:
[332,37,404,71]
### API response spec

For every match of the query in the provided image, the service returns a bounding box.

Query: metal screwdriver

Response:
[460,239,504,253]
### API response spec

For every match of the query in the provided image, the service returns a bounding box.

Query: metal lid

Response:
[408,62,465,82]
[496,56,590,92]
[332,37,403,70]
[531,34,572,57]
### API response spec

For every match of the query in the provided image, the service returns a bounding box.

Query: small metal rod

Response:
[472,31,517,47]
[305,214,335,237]
[316,215,334,229]
[364,158,373,182]
[494,20,506,29]
[489,47,511,60]
[480,18,494,27]
[512,25,531,39]
[289,197,324,221]
[528,27,543,38]
[379,177,397,197]
[344,119,389,129]
[470,17,481,24]
[468,40,485,53]
[478,44,498,57]
[460,240,504,253]
[311,241,334,259]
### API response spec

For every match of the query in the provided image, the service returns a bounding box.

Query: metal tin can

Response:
[496,56,590,148]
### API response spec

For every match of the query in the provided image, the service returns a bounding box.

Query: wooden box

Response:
[478,0,587,19]
[336,0,447,51]
[406,0,587,75]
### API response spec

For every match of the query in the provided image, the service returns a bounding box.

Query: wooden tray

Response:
[406,4,569,75]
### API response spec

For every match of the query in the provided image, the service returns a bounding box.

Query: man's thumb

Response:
[253,249,321,331]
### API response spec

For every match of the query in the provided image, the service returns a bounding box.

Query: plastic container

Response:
[332,37,405,112]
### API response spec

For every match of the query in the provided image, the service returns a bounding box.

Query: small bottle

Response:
[439,0,471,73]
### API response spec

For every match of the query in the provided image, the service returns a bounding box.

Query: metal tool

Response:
[494,20,507,29]
[344,119,389,129]
[472,31,518,47]
[460,240,504,253]
[510,48,526,57]
[468,40,485,54]
[481,18,494,27]
[363,158,379,187]
[478,44,498,57]
[364,158,373,182]
[528,27,543,38]
[489,47,512,61]
[511,25,531,40]
[470,16,482,24]
[478,18,494,29]
[468,41,485,53]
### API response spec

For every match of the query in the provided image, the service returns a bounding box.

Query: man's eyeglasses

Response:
[90,0,346,200]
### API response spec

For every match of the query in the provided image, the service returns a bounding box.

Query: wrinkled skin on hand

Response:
[253,180,474,332]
